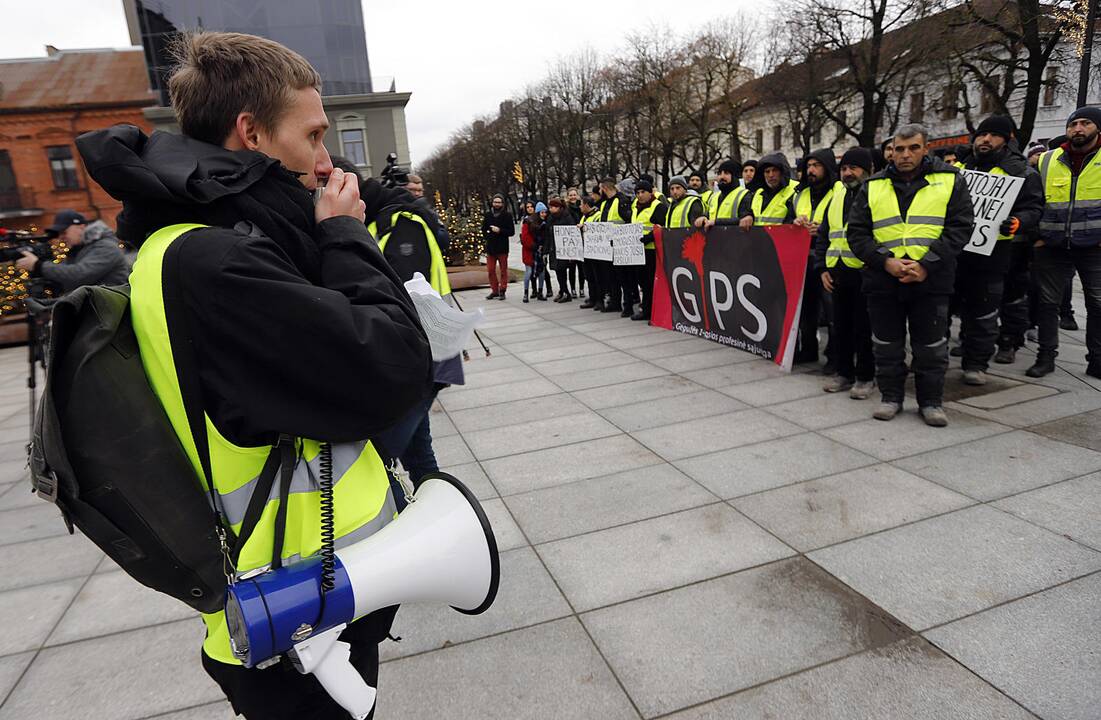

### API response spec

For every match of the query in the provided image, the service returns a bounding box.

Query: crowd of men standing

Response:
[483,107,1101,428]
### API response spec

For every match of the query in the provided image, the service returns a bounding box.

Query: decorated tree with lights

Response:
[435,192,486,266]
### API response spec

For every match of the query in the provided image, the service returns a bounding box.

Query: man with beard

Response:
[630,178,669,321]
[665,176,705,229]
[578,193,602,310]
[952,116,1043,384]
[597,176,633,314]
[740,159,757,189]
[847,124,974,427]
[815,148,876,398]
[695,159,748,229]
[792,149,838,363]
[1029,108,1101,379]
[482,193,514,300]
[738,153,797,229]
[689,170,713,210]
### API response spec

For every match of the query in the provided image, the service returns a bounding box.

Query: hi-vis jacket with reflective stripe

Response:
[369,210,452,296]
[866,173,955,260]
[666,194,703,229]
[794,185,834,226]
[1038,146,1101,248]
[709,186,748,221]
[631,198,666,249]
[823,182,862,269]
[750,180,798,226]
[130,224,396,665]
[599,194,631,224]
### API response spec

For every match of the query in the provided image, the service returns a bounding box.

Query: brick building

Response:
[0,47,156,233]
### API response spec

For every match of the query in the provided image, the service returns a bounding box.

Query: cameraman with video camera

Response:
[15,210,129,292]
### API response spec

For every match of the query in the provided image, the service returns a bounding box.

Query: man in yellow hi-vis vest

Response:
[76,32,432,718]
[848,124,974,428]
[792,148,838,364]
[737,153,797,229]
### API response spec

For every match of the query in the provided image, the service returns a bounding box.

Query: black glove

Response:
[999,217,1020,236]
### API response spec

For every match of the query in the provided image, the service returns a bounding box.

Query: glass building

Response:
[127,0,373,105]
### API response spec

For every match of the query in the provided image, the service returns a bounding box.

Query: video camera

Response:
[0,228,54,264]
[380,151,409,189]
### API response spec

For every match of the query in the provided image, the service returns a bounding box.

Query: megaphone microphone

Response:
[225,472,500,719]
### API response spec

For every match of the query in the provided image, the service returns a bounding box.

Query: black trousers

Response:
[830,267,874,382]
[637,248,657,317]
[1034,244,1101,362]
[999,241,1032,350]
[596,260,619,309]
[867,290,950,407]
[615,264,639,311]
[202,609,396,719]
[955,253,1005,372]
[795,257,820,361]
[583,259,601,305]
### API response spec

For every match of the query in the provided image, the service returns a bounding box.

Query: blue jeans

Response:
[373,393,439,511]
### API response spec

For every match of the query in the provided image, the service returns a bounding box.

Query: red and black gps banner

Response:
[650,225,812,371]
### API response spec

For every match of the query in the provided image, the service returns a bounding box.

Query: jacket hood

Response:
[799,148,838,190]
[81,219,117,244]
[76,125,323,278]
[750,153,792,192]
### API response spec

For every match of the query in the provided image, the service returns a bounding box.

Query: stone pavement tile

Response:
[145,701,237,720]
[570,316,634,333]
[664,636,1034,720]
[0,482,37,512]
[505,464,717,545]
[513,340,615,364]
[892,430,1101,501]
[439,462,497,500]
[480,498,526,551]
[607,330,698,350]
[582,558,908,718]
[530,349,637,377]
[501,332,599,354]
[682,361,790,389]
[718,372,829,406]
[0,425,32,447]
[809,505,1101,630]
[380,547,571,662]
[820,409,1009,462]
[0,460,26,486]
[539,504,793,611]
[949,387,1101,428]
[924,572,1101,720]
[428,408,457,438]
[1,618,220,720]
[957,382,1060,410]
[437,377,561,411]
[631,409,803,462]
[1031,408,1101,452]
[430,434,474,466]
[994,472,1101,550]
[483,325,579,345]
[598,389,748,433]
[463,411,619,461]
[583,322,668,341]
[0,534,102,593]
[446,393,587,434]
[0,579,82,656]
[0,652,33,705]
[377,618,637,720]
[572,375,706,410]
[732,465,973,552]
[0,441,27,462]
[625,334,709,360]
[551,361,669,392]
[767,392,882,431]
[648,347,758,373]
[445,364,541,390]
[458,353,524,376]
[674,432,876,499]
[483,434,662,496]
[46,570,195,646]
[0,503,70,547]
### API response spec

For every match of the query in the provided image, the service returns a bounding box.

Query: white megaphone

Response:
[224,472,500,719]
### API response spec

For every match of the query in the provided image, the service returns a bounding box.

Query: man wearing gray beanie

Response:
[1028,107,1101,379]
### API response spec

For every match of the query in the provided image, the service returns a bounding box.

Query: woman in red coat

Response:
[519,200,539,302]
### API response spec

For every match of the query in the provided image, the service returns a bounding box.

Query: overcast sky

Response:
[2,0,754,166]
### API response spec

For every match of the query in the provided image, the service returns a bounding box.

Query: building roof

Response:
[0,47,157,114]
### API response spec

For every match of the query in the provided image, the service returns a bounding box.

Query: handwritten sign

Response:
[611,224,646,266]
[583,223,614,262]
[554,225,584,261]
[960,169,1024,256]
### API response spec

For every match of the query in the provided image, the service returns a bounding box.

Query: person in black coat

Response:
[482,193,514,300]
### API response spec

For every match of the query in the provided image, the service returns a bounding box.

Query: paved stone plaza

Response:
[0,287,1099,719]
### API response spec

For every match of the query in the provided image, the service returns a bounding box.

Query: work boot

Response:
[1060,315,1079,331]
[603,303,622,313]
[560,292,572,303]
[873,401,902,421]
[962,369,987,386]
[498,290,507,301]
[592,301,605,312]
[994,346,1016,364]
[631,311,649,322]
[536,290,547,301]
[920,406,949,427]
[1026,354,1056,378]
[522,291,529,304]
[822,376,854,393]
[486,291,498,300]
[849,380,876,400]
[620,307,633,318]
[1025,327,1039,343]
[950,345,963,357]
[1086,361,1101,379]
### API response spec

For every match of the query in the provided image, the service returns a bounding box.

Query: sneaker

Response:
[850,380,875,400]
[1060,315,1079,331]
[873,401,902,421]
[822,376,854,393]
[920,406,949,427]
[498,291,507,301]
[485,291,499,300]
[962,369,987,386]
[1025,327,1038,343]
[993,347,1016,364]
[1026,356,1056,378]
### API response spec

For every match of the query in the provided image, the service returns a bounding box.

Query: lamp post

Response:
[1079,0,1099,107]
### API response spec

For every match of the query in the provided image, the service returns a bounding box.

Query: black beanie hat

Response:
[741,159,758,170]
[718,159,740,176]
[635,178,654,192]
[838,147,873,174]
[1067,106,1101,129]
[974,115,1016,140]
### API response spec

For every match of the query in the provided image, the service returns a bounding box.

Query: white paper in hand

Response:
[404,273,486,361]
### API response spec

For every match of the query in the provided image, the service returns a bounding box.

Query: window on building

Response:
[1044,67,1059,107]
[755,128,764,152]
[910,93,925,123]
[0,151,19,210]
[940,85,959,120]
[980,77,1001,114]
[340,129,367,166]
[47,146,80,190]
[773,125,782,151]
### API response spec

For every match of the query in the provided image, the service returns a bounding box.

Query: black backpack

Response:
[29,283,283,614]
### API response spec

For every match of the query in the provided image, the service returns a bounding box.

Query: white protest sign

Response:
[960,169,1024,256]
[554,225,584,261]
[583,222,614,262]
[611,224,646,266]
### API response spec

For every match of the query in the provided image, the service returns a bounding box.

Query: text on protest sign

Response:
[554,225,584,261]
[611,224,646,266]
[960,169,1024,257]
[583,222,614,262]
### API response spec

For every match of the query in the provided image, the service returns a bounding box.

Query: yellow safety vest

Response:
[1038,147,1101,247]
[666,194,703,229]
[130,224,396,665]
[794,186,834,226]
[709,187,748,220]
[699,188,714,210]
[823,181,862,269]
[750,181,797,226]
[632,199,662,250]
[955,162,1015,241]
[866,172,955,260]
[580,209,598,224]
[599,196,628,224]
[369,211,452,296]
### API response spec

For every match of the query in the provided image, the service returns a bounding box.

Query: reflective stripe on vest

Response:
[794,186,834,226]
[129,223,396,665]
[1038,147,1101,247]
[709,187,747,220]
[371,211,452,296]
[667,195,702,229]
[699,189,713,210]
[824,181,863,269]
[750,182,796,226]
[600,196,627,224]
[632,199,660,249]
[866,173,954,260]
